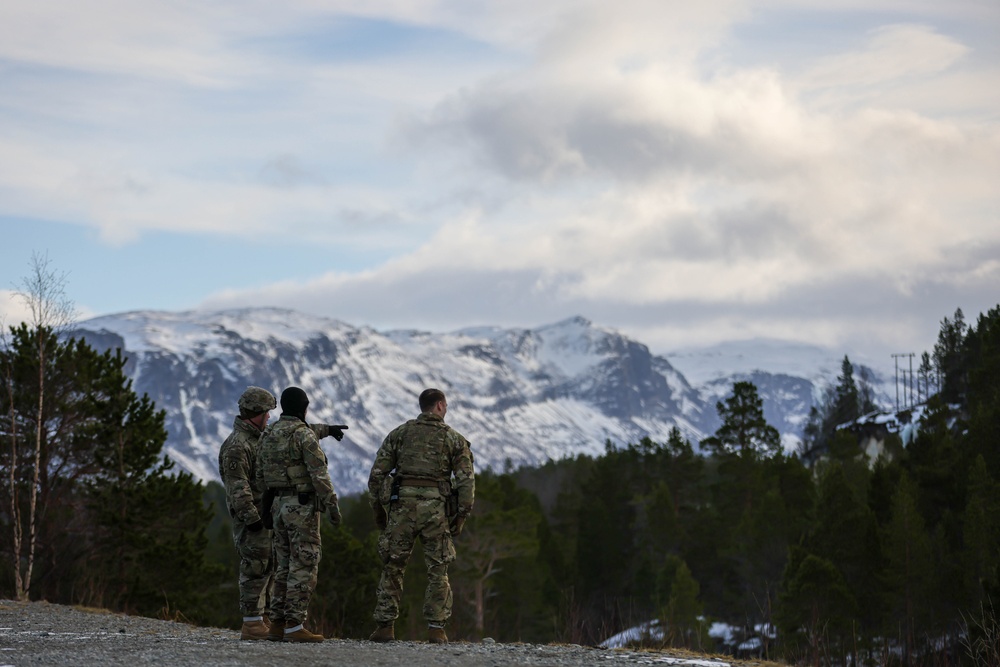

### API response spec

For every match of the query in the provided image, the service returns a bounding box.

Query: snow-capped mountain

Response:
[666,339,893,451]
[73,308,891,494]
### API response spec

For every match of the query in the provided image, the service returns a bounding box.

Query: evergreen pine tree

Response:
[963,456,1000,605]
[777,548,858,665]
[81,348,214,618]
[917,352,935,403]
[309,523,380,638]
[700,381,780,458]
[656,556,708,650]
[933,307,967,403]
[641,481,682,561]
[663,427,705,516]
[884,472,934,660]
[803,464,885,639]
[831,355,860,428]
[963,305,1000,471]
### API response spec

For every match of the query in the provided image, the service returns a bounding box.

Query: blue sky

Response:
[1,0,997,370]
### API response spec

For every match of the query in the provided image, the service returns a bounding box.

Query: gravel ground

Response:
[0,600,780,667]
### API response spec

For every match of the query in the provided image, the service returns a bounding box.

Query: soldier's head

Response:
[280,386,310,421]
[419,388,447,417]
[238,386,277,421]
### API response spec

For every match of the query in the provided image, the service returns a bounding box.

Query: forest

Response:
[2,272,998,665]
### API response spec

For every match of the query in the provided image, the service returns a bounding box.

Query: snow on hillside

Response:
[71,309,890,494]
[667,339,847,387]
[84,308,342,353]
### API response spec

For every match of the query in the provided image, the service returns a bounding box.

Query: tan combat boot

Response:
[369,623,395,642]
[240,619,269,641]
[427,626,448,644]
[283,625,324,643]
[266,619,285,641]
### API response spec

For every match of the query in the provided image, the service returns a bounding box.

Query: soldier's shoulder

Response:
[257,424,280,448]
[220,430,238,451]
[387,419,417,439]
[444,424,469,444]
[220,430,250,455]
[294,421,320,443]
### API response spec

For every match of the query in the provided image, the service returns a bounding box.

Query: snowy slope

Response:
[73,308,891,494]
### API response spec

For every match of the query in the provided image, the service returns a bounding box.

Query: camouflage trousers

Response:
[231,518,274,616]
[374,490,456,626]
[271,496,323,626]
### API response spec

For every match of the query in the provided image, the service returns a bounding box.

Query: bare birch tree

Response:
[0,319,24,598]
[5,252,76,600]
[455,507,539,636]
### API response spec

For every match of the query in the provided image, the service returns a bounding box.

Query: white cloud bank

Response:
[1,0,998,363]
[206,4,999,359]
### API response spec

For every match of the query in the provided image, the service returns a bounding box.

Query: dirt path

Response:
[0,600,783,667]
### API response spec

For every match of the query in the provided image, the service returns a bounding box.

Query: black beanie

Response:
[280,386,309,421]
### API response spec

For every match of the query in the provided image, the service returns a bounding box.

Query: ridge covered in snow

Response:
[73,308,892,494]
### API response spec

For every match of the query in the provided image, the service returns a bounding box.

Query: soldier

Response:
[219,386,346,641]
[368,388,475,644]
[254,386,344,643]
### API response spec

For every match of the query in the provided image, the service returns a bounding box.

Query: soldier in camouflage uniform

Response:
[255,386,344,643]
[368,388,475,644]
[219,386,346,641]
[218,386,279,641]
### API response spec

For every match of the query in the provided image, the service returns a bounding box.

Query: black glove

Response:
[328,504,343,527]
[325,425,347,441]
[247,519,264,532]
[261,489,275,530]
[373,504,388,531]
[450,515,466,537]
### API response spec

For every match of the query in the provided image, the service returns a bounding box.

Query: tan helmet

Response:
[238,386,277,415]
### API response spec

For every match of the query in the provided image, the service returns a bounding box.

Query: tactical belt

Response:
[399,478,440,488]
[273,488,300,496]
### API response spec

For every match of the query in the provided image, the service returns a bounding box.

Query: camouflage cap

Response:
[238,386,277,414]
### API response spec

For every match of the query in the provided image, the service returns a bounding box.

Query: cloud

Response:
[399,66,812,185]
[202,7,998,367]
[0,290,33,329]
[394,39,998,277]
[801,24,969,89]
[3,1,999,365]
[0,2,260,86]
[0,1,524,246]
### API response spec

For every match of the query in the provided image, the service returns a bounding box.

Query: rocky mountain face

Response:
[73,308,890,494]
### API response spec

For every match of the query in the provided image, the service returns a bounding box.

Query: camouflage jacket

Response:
[368,412,475,517]
[255,415,338,512]
[218,416,267,525]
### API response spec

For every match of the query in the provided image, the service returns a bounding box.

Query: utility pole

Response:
[908,352,915,407]
[892,354,902,411]
[891,353,915,410]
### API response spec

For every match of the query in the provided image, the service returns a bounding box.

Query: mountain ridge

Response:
[72,308,891,494]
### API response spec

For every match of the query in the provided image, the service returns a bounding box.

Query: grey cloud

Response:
[206,235,999,368]
[336,207,407,229]
[398,88,584,182]
[643,203,804,262]
[258,154,326,188]
[264,267,590,332]
[400,82,796,184]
